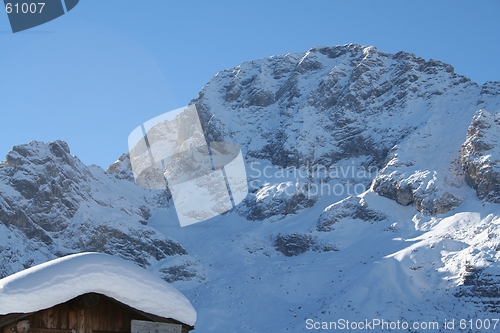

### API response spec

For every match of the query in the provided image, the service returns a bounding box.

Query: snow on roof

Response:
[0,253,196,326]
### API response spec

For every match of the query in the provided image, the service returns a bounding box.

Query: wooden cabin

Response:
[0,253,197,333]
[0,293,193,333]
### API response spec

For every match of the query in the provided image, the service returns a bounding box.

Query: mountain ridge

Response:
[1,44,500,332]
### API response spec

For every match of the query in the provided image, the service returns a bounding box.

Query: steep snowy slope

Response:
[1,44,500,332]
[145,44,499,332]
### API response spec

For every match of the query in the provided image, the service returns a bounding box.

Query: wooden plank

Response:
[52,306,59,329]
[46,307,53,329]
[60,305,68,330]
[29,328,73,332]
[68,307,76,331]
[77,310,84,333]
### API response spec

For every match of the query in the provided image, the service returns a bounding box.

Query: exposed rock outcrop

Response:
[317,196,387,232]
[461,110,500,203]
[0,141,196,279]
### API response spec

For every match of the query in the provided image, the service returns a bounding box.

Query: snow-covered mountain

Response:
[0,141,204,283]
[1,44,500,332]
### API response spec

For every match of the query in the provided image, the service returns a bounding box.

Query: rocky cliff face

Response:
[0,140,203,282]
[193,44,500,217]
[189,44,500,327]
[1,44,500,332]
[461,110,500,203]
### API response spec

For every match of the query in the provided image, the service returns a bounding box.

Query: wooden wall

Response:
[16,294,190,333]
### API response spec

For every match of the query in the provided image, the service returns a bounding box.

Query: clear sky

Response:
[1,0,499,168]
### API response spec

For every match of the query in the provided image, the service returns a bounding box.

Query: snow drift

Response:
[0,253,196,326]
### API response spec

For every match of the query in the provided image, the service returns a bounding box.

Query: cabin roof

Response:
[0,253,196,326]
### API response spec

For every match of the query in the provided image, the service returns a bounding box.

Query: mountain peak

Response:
[2,45,500,332]
[5,140,74,168]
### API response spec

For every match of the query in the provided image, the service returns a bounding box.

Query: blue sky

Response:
[1,0,499,168]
